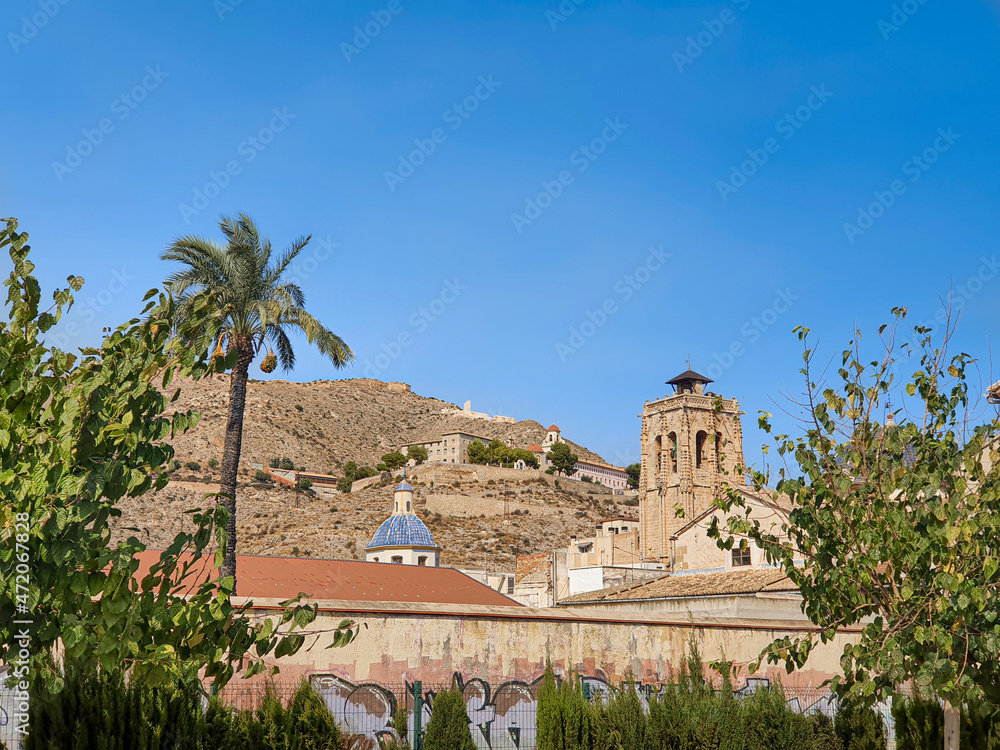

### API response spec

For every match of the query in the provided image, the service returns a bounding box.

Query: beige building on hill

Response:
[400,430,492,465]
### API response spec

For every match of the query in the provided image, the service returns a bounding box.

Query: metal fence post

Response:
[413,680,423,750]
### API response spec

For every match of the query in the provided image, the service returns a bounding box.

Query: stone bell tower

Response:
[638,369,746,564]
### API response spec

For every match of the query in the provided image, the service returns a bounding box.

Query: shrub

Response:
[604,682,646,750]
[807,712,845,750]
[297,478,313,491]
[173,459,182,470]
[184,460,201,471]
[279,457,295,470]
[892,694,1000,750]
[295,404,303,411]
[337,477,353,493]
[269,457,280,468]
[835,697,887,750]
[254,469,271,483]
[208,457,219,469]
[23,666,340,750]
[423,687,475,750]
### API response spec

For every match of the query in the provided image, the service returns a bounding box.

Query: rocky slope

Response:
[160,377,605,474]
[113,378,628,569]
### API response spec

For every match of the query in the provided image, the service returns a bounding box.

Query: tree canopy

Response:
[626,463,641,489]
[0,217,359,695]
[465,439,539,468]
[407,445,429,464]
[161,214,353,592]
[711,310,1000,718]
[548,442,579,475]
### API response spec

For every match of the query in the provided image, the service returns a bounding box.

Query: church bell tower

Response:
[638,368,747,565]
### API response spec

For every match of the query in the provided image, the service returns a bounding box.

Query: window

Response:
[668,433,678,473]
[391,556,403,565]
[406,500,411,511]
[732,540,751,567]
[654,436,662,483]
[373,557,379,562]
[696,431,708,469]
[507,576,515,594]
[417,556,427,566]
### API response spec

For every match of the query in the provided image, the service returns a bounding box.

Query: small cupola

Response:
[666,369,714,395]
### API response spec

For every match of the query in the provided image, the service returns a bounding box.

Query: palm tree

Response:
[162,213,353,593]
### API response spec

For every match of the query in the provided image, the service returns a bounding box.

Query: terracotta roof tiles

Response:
[557,568,797,605]
[132,551,521,607]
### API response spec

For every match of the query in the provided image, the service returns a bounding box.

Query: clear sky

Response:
[4,0,1000,469]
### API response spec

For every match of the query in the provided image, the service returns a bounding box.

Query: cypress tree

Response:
[423,687,475,750]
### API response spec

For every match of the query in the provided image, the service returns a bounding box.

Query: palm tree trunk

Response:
[218,346,253,595]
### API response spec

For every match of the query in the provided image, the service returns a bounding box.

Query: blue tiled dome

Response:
[396,480,414,492]
[366,514,439,550]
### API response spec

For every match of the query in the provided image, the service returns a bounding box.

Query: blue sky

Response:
[4,0,1000,469]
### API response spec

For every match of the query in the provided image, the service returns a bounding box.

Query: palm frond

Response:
[161,213,353,373]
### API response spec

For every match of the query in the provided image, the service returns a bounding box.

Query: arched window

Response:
[406,500,411,512]
[667,432,678,473]
[373,557,379,562]
[417,556,427,566]
[654,436,662,483]
[391,556,403,565]
[695,431,708,469]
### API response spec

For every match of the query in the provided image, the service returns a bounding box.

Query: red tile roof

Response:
[132,551,522,607]
[527,442,544,453]
[548,425,561,432]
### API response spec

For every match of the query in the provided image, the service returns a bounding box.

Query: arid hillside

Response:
[160,376,606,474]
[113,378,633,569]
[114,468,637,569]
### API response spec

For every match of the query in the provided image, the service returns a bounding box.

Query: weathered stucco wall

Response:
[248,599,857,689]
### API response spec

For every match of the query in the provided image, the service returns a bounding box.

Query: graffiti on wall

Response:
[308,671,857,750]
[311,673,541,749]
